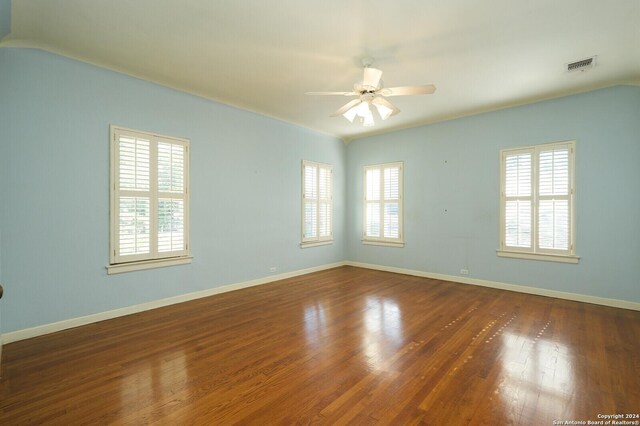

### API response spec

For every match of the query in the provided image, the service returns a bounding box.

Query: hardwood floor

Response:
[1,266,639,425]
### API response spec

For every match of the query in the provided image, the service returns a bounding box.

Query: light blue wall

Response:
[0,48,346,333]
[1,47,638,335]
[0,0,10,40]
[346,85,640,302]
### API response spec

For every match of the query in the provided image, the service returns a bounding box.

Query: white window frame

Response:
[362,162,404,247]
[108,125,192,274]
[498,140,579,263]
[301,160,333,248]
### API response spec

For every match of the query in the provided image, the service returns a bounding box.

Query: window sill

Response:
[362,240,405,248]
[496,250,579,264]
[300,240,334,249]
[107,256,193,275]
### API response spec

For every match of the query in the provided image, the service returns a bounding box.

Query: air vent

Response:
[567,56,596,72]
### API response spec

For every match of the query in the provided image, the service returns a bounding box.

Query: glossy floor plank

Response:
[1,266,639,425]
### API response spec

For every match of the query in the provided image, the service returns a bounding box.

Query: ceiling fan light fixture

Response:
[306,60,436,127]
[362,111,375,127]
[343,106,358,123]
[356,101,371,117]
[362,67,383,91]
[374,103,393,120]
[355,101,376,127]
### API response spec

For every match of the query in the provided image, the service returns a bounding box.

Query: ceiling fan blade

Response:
[372,97,400,117]
[362,67,383,89]
[380,85,436,96]
[330,99,362,117]
[305,91,356,96]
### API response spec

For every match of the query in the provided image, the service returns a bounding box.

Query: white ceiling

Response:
[2,0,639,141]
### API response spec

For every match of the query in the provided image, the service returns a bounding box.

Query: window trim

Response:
[362,161,404,247]
[300,160,333,247]
[498,140,578,263]
[108,125,191,274]
[496,250,579,263]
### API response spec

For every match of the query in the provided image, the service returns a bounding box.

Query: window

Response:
[108,126,191,274]
[363,162,404,247]
[499,141,578,263]
[301,160,333,247]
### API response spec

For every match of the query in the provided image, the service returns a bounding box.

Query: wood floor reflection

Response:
[1,266,639,425]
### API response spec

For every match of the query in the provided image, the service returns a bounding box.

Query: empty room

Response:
[1,0,639,424]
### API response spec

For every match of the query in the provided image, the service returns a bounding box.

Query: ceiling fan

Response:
[306,59,436,127]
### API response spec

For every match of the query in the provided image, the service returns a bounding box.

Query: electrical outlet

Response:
[460,269,469,275]
[270,267,277,273]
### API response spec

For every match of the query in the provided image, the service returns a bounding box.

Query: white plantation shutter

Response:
[302,161,333,244]
[384,167,400,199]
[318,166,332,238]
[119,136,150,191]
[366,203,381,237]
[383,167,400,239]
[500,141,575,258]
[537,146,571,253]
[364,162,403,244]
[503,150,533,250]
[303,164,317,239]
[384,203,400,239]
[158,199,185,252]
[111,126,190,265]
[366,169,381,202]
[504,200,531,248]
[118,197,150,256]
[365,168,381,237]
[117,134,151,259]
[157,139,187,254]
[158,142,185,192]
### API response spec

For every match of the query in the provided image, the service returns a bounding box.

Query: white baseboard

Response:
[2,261,347,344]
[345,261,640,311]
[4,259,638,344]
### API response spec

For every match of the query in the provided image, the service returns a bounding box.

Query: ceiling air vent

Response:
[567,56,596,72]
